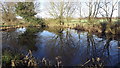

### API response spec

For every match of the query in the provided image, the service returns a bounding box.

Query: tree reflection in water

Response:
[18,27,43,51]
[37,28,120,66]
[2,27,120,66]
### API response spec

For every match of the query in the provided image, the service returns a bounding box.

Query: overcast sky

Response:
[35,0,119,18]
[0,0,119,18]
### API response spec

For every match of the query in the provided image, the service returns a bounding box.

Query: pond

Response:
[2,27,120,66]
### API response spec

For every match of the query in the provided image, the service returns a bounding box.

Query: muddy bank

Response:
[0,25,41,31]
[1,21,120,35]
[73,22,120,35]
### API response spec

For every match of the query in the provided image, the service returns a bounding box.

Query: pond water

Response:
[2,27,120,66]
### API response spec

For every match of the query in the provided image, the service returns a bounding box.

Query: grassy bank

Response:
[1,18,120,35]
[0,20,41,31]
[44,18,120,35]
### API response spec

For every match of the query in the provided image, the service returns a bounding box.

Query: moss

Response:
[2,49,22,67]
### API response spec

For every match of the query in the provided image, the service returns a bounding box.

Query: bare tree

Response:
[99,0,118,23]
[0,2,17,25]
[76,2,82,22]
[85,0,101,23]
[48,0,64,25]
[65,1,76,22]
[48,0,76,25]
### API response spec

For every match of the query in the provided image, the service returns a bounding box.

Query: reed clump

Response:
[10,50,63,67]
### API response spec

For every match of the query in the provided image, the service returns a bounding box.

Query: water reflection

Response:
[16,27,26,34]
[2,27,43,52]
[33,28,120,66]
[2,27,120,66]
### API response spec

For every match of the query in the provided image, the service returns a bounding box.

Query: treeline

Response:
[0,2,45,27]
[0,0,119,28]
[46,0,119,24]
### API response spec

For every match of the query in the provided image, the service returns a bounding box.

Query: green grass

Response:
[68,19,119,23]
[0,25,9,27]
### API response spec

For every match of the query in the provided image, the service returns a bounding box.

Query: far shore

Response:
[1,21,120,35]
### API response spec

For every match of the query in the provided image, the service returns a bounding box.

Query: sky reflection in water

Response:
[2,27,120,66]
